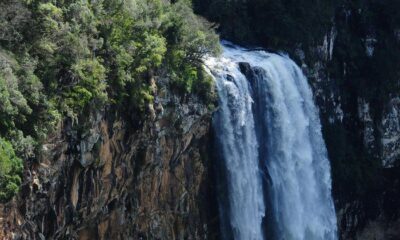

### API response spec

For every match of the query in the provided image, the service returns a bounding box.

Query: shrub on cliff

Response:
[0,138,23,203]
[64,58,108,113]
[164,0,220,95]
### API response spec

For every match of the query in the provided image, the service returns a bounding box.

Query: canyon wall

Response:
[0,77,219,240]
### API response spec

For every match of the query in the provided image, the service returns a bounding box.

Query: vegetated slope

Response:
[0,0,219,202]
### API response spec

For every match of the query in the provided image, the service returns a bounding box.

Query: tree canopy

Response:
[0,0,220,202]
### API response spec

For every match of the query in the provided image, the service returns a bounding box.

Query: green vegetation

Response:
[0,138,23,202]
[0,0,219,202]
[66,58,107,112]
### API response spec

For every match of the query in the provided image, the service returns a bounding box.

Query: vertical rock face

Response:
[302,6,400,238]
[381,98,400,168]
[306,42,400,240]
[0,78,218,239]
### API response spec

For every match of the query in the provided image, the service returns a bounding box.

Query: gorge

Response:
[0,0,399,239]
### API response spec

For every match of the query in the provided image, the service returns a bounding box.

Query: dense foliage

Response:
[0,0,219,202]
[0,138,23,202]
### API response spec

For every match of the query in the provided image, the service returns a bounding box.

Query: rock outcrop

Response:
[0,77,219,239]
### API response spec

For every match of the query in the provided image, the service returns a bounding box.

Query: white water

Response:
[206,42,337,240]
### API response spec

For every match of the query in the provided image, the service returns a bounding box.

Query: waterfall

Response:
[206,42,338,240]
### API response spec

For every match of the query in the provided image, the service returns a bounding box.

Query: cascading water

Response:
[206,42,338,240]
[207,46,266,240]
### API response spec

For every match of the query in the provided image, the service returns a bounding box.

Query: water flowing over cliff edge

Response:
[206,42,338,240]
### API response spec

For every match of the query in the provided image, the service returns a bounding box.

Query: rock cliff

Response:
[0,76,219,239]
[300,6,400,238]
